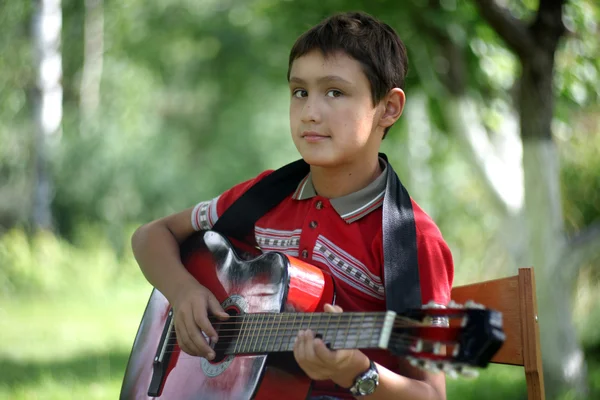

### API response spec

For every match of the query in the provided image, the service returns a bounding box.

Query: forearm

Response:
[131,222,197,303]
[362,363,444,400]
[331,351,445,400]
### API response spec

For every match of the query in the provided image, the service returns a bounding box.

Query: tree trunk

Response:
[79,0,104,131]
[474,0,589,397]
[31,0,63,231]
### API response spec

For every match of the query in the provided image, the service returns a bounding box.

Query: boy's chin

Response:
[299,152,342,168]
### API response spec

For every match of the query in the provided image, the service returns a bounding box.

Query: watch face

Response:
[358,379,376,394]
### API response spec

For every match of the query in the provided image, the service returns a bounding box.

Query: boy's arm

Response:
[296,307,446,400]
[131,208,228,359]
[331,353,446,400]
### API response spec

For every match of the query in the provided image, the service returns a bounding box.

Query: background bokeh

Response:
[1,0,599,398]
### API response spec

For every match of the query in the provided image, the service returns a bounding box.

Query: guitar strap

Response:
[212,153,421,313]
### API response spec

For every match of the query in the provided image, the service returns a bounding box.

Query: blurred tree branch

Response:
[473,0,535,58]
[564,222,600,279]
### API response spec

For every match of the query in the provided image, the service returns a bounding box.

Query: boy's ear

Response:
[378,88,406,128]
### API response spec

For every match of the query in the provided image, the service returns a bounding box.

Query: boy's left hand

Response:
[293,304,364,382]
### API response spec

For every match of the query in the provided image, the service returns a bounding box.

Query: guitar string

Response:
[159,333,450,357]
[163,313,430,332]
[162,315,440,345]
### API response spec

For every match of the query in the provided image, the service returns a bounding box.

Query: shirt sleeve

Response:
[416,227,454,307]
[190,170,274,231]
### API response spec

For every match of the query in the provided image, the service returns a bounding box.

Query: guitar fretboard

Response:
[225,311,396,355]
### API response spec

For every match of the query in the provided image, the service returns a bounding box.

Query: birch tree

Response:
[79,0,104,131]
[31,0,62,230]
[415,0,600,397]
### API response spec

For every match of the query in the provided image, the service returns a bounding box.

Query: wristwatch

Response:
[349,360,379,396]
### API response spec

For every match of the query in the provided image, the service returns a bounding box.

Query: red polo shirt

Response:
[191,160,454,397]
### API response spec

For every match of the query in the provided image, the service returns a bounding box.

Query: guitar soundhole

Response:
[210,307,241,363]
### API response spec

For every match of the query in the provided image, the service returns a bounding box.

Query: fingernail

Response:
[211,336,219,344]
[207,352,215,360]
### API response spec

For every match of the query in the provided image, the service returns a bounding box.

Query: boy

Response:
[132,11,453,400]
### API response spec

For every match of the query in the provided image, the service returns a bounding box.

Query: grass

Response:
[0,283,151,400]
[0,280,529,400]
[0,279,527,400]
[0,226,598,399]
[1,284,599,400]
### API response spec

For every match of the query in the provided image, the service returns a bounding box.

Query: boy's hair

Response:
[287,11,408,112]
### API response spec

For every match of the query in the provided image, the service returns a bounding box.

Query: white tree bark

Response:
[31,0,62,230]
[79,0,104,129]
[404,92,435,216]
[522,139,588,395]
[442,95,600,397]
[443,97,530,271]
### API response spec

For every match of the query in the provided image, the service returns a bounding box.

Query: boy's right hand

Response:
[170,281,229,359]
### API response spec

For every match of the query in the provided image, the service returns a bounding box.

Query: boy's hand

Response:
[293,304,369,385]
[171,281,229,359]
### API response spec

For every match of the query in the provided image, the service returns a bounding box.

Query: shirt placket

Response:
[298,198,326,260]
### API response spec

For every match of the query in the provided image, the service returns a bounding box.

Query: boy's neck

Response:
[310,157,383,199]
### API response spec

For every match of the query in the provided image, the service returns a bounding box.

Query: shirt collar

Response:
[292,158,388,223]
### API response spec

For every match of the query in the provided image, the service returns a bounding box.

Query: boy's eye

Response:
[293,89,307,98]
[326,89,343,98]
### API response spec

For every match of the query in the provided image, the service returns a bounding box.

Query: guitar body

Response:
[120,231,335,400]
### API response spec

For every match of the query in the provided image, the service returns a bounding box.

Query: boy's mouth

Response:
[301,131,330,142]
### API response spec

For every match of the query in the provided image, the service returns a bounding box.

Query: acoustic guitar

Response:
[120,230,504,399]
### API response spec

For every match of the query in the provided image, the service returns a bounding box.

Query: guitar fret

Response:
[241,314,254,354]
[357,313,365,348]
[324,312,332,347]
[264,314,272,353]
[370,314,378,348]
[288,313,298,351]
[343,314,352,349]
[252,313,263,353]
[233,319,244,354]
[332,313,340,349]
[277,314,287,351]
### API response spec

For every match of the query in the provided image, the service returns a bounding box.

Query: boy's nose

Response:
[301,99,322,124]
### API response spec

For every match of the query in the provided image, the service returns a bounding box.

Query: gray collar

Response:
[292,159,388,223]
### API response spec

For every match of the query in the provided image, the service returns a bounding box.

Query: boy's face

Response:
[288,50,385,168]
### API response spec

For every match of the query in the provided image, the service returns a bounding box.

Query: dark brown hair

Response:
[287,11,409,107]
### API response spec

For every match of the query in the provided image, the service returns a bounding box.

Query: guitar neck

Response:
[228,311,397,355]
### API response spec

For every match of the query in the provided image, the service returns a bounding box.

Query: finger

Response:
[323,303,343,313]
[193,301,219,344]
[313,336,337,364]
[176,316,203,356]
[186,308,215,359]
[207,295,229,320]
[303,329,318,362]
[293,330,305,361]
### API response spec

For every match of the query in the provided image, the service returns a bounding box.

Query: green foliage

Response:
[1,0,598,245]
[0,227,142,297]
[560,109,600,232]
[0,1,34,229]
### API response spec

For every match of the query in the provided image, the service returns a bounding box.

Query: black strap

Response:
[212,154,421,313]
[380,154,421,312]
[212,159,309,242]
